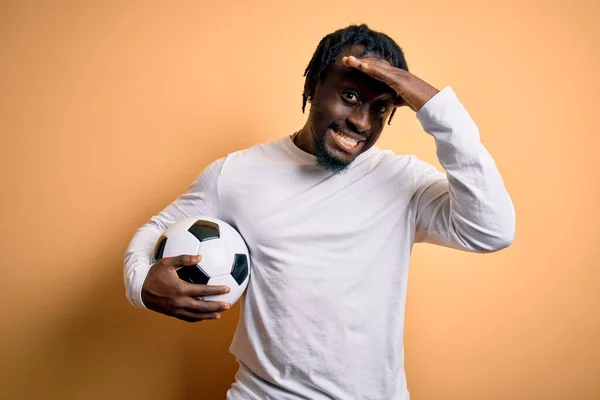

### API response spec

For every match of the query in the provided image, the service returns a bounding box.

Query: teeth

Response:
[335,131,358,147]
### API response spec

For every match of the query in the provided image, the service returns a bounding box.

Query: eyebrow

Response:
[338,71,395,100]
[342,84,395,103]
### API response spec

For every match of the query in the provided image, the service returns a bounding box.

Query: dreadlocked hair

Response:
[302,24,408,125]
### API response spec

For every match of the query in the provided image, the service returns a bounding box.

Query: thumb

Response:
[170,254,202,267]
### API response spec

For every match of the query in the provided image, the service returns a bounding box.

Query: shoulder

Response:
[370,147,433,174]
[370,148,445,188]
[221,136,294,170]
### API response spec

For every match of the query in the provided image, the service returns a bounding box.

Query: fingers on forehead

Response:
[358,55,393,66]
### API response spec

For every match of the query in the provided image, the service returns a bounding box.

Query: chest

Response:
[220,165,414,256]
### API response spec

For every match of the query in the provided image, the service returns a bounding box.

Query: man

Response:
[124,24,515,399]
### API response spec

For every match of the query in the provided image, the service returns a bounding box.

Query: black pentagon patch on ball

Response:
[154,235,167,261]
[177,266,209,285]
[230,254,248,285]
[188,220,220,242]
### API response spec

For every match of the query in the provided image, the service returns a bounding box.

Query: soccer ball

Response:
[153,216,250,305]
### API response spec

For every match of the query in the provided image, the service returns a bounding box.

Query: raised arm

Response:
[342,55,515,252]
[410,87,515,251]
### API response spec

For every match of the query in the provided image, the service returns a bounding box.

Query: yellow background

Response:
[1,1,598,399]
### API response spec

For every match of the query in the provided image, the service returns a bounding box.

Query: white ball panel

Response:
[197,239,231,277]
[163,216,198,238]
[219,226,250,275]
[162,231,200,258]
[219,222,249,254]
[203,273,248,305]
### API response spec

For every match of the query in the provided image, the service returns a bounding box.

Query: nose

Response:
[346,105,371,134]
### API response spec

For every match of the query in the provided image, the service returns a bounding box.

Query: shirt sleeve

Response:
[123,157,226,308]
[410,86,516,252]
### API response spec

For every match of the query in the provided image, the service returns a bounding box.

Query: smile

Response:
[329,128,366,155]
[334,130,359,147]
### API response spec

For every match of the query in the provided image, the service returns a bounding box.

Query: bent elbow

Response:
[487,234,514,252]
[482,219,516,253]
[485,201,516,252]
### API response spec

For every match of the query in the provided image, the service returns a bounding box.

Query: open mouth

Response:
[329,127,366,155]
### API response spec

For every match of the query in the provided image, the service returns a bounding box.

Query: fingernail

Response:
[222,302,230,310]
[215,313,221,319]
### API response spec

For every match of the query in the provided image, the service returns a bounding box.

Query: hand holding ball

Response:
[141,216,251,322]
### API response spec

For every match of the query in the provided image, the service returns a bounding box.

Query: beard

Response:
[314,121,352,175]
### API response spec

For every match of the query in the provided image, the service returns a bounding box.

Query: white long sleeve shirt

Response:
[124,86,515,399]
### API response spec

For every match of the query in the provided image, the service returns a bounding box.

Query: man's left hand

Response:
[342,55,440,112]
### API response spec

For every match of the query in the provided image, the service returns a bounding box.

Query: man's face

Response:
[307,45,397,174]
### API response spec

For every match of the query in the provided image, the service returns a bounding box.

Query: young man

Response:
[124,24,515,400]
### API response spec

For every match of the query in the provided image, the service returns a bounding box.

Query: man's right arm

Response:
[123,157,227,310]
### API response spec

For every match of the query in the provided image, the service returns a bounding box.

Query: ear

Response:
[303,80,314,104]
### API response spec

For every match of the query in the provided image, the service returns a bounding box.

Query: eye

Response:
[341,91,360,104]
[374,103,389,114]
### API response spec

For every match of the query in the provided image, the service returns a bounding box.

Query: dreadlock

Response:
[302,24,408,125]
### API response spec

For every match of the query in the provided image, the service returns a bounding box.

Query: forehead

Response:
[324,44,395,97]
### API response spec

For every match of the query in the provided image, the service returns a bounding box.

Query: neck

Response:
[292,124,317,156]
